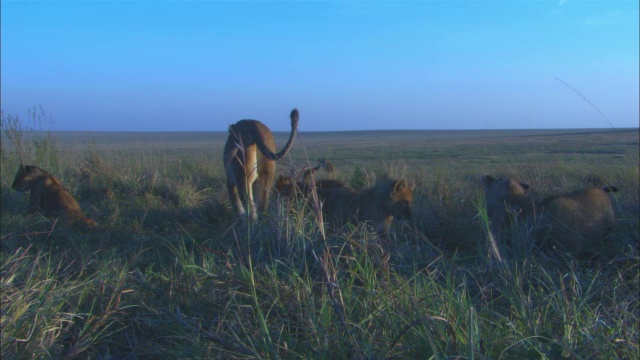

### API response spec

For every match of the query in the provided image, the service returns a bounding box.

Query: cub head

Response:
[483,175,531,226]
[318,158,335,173]
[385,179,414,220]
[275,175,296,197]
[12,164,47,192]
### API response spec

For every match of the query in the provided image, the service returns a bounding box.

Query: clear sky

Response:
[1,0,638,131]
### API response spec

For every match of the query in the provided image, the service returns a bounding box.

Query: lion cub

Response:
[483,175,617,253]
[12,164,98,227]
[275,175,346,205]
[275,158,341,201]
[322,178,413,237]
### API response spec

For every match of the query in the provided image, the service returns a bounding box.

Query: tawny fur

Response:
[317,158,335,173]
[275,174,346,202]
[483,175,617,252]
[299,158,335,182]
[275,159,341,202]
[12,164,98,227]
[322,178,413,237]
[275,175,299,199]
[223,108,299,220]
[483,175,532,237]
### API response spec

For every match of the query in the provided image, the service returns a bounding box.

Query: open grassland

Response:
[1,122,638,359]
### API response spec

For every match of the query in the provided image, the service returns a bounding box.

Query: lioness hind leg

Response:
[238,176,258,221]
[254,158,275,214]
[246,181,257,221]
[255,178,274,214]
[227,182,247,220]
[255,174,275,214]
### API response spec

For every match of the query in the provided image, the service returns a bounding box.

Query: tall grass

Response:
[1,112,638,358]
[1,106,61,175]
[1,246,135,358]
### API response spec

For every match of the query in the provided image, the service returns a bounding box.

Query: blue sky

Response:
[1,0,638,131]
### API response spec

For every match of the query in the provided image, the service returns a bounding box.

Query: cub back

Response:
[536,187,617,252]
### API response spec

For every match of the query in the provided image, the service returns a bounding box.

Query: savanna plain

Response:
[1,113,639,359]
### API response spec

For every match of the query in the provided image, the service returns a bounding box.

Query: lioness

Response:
[11,164,98,227]
[322,178,413,237]
[223,108,299,221]
[483,175,618,253]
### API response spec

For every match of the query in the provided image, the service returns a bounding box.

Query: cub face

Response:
[483,175,531,226]
[386,179,413,220]
[275,175,297,197]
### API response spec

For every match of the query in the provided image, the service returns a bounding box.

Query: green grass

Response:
[1,120,638,359]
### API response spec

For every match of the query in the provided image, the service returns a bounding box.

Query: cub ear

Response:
[19,163,25,170]
[520,183,530,191]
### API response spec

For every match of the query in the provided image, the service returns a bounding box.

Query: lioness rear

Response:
[322,178,413,237]
[12,164,98,227]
